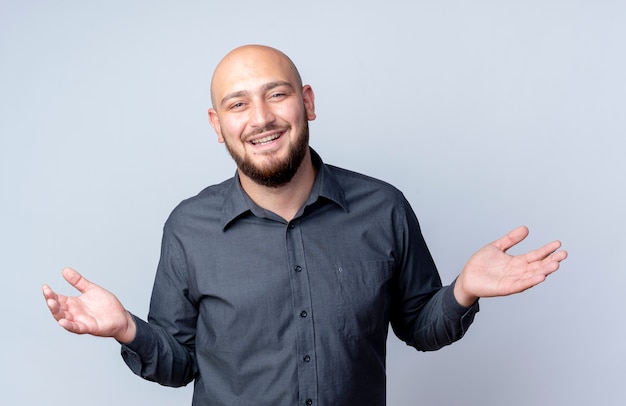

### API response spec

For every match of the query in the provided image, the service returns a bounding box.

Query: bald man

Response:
[43,45,567,405]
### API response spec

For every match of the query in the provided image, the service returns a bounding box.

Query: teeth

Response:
[251,133,281,145]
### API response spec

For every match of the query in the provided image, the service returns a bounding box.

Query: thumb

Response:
[62,267,91,294]
[492,225,529,252]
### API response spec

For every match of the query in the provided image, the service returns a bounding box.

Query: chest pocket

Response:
[335,260,394,339]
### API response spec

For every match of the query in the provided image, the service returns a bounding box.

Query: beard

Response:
[224,121,309,188]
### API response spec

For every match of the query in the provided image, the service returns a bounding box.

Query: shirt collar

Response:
[220,148,347,230]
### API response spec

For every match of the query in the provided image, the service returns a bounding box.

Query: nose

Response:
[249,100,276,128]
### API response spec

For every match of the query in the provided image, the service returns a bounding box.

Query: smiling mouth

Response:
[249,132,283,146]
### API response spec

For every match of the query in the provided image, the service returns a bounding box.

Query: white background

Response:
[2,1,625,404]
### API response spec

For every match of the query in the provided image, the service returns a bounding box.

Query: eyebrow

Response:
[220,81,295,108]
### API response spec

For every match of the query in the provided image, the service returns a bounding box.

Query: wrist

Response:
[115,311,137,344]
[453,277,478,307]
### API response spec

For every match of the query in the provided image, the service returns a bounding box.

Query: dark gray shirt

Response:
[121,149,478,405]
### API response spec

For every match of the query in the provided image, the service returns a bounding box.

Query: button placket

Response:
[285,220,317,404]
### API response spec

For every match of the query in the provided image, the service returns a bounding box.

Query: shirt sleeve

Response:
[119,222,199,387]
[389,195,479,351]
[406,280,479,351]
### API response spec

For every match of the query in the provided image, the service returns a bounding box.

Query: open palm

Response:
[454,226,567,306]
[42,267,136,343]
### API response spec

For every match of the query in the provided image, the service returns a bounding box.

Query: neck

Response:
[238,149,316,222]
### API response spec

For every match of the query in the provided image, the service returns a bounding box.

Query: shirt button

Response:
[289,223,296,229]
[300,310,307,318]
[294,265,302,272]
[303,355,311,362]
[305,400,313,405]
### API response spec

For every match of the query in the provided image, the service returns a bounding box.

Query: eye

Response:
[229,101,246,110]
[268,92,289,103]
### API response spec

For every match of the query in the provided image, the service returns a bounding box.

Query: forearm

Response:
[120,314,197,387]
[404,282,479,352]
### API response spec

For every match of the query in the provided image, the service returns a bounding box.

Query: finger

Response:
[542,259,561,276]
[492,225,529,252]
[42,284,55,301]
[542,250,568,273]
[62,267,91,293]
[42,284,62,312]
[43,291,66,321]
[58,318,87,335]
[554,249,568,262]
[520,273,549,292]
[524,240,563,263]
[527,249,567,279]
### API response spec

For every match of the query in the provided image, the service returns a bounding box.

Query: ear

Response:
[208,107,225,143]
[302,85,316,121]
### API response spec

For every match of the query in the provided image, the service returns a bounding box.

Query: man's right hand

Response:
[42,267,137,344]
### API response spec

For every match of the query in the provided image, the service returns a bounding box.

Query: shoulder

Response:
[321,163,422,238]
[325,163,407,202]
[165,177,235,227]
[321,163,415,223]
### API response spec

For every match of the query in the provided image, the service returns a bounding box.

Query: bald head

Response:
[210,45,303,109]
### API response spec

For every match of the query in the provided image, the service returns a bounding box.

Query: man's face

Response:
[208,47,316,188]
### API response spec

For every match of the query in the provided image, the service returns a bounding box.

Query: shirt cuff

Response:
[119,314,155,375]
[443,280,479,328]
